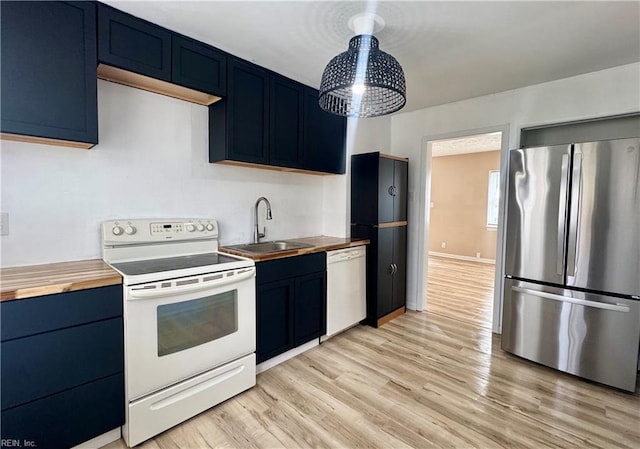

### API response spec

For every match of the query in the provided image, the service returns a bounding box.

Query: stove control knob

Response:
[186,224,195,232]
[196,223,205,232]
[206,223,214,231]
[112,225,124,236]
[125,225,137,235]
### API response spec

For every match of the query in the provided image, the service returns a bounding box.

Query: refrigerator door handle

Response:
[557,154,570,276]
[567,153,583,277]
[511,286,630,312]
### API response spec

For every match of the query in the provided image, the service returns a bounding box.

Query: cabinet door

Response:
[294,272,326,346]
[351,153,380,225]
[376,227,395,317]
[302,87,347,174]
[172,35,227,96]
[393,160,408,222]
[98,4,171,81]
[391,226,407,311]
[378,158,395,223]
[1,1,97,145]
[227,58,269,164]
[269,74,303,168]
[256,279,294,363]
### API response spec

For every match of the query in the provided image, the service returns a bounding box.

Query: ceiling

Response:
[431,131,502,157]
[102,1,640,114]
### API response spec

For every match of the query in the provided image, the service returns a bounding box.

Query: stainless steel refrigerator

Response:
[502,137,640,392]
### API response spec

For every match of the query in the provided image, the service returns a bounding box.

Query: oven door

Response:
[125,266,255,400]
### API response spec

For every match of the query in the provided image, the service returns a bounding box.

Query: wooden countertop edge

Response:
[1,239,366,299]
[1,259,122,302]
[1,276,122,302]
[220,238,370,262]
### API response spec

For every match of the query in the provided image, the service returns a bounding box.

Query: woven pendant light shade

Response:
[319,35,406,118]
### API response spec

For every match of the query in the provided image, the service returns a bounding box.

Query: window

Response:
[486,170,500,228]
[157,291,238,357]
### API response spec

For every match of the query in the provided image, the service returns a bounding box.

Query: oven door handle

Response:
[128,267,255,300]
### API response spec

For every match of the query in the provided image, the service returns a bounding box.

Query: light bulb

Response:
[352,83,365,94]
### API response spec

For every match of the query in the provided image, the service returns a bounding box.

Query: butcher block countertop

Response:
[220,236,369,262]
[1,259,122,302]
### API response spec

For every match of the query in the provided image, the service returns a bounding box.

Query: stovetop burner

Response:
[111,252,245,276]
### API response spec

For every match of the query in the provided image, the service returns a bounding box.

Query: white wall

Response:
[0,80,390,267]
[390,62,640,312]
[321,115,391,238]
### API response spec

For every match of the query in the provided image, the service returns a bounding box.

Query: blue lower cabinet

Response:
[0,285,125,448]
[256,279,295,363]
[256,253,326,363]
[1,318,123,410]
[1,374,124,449]
[294,272,327,346]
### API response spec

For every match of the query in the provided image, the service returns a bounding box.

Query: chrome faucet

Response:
[253,197,273,243]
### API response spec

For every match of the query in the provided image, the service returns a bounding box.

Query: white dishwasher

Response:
[324,246,367,339]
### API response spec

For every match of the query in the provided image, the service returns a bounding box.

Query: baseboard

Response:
[256,339,318,374]
[71,427,121,449]
[429,251,495,265]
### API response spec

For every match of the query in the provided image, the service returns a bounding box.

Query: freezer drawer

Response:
[502,278,640,392]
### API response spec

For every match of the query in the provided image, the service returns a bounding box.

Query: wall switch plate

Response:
[430,202,434,208]
[0,212,9,236]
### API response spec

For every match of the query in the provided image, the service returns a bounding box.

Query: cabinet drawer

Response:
[172,35,227,96]
[1,317,124,410]
[502,279,640,392]
[257,252,326,284]
[0,373,125,449]
[1,285,122,341]
[98,4,171,81]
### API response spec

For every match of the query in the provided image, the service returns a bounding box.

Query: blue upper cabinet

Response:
[172,35,227,97]
[0,1,98,148]
[210,57,270,165]
[98,3,172,81]
[98,3,227,98]
[209,67,347,174]
[269,74,304,169]
[303,87,347,174]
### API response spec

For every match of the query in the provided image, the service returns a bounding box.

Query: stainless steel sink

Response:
[227,240,313,255]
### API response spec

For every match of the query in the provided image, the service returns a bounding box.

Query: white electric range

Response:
[102,218,256,447]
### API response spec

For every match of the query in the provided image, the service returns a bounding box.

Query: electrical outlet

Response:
[430,202,434,208]
[476,252,481,258]
[441,242,446,249]
[0,212,9,236]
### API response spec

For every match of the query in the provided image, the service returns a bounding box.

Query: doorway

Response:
[421,130,506,329]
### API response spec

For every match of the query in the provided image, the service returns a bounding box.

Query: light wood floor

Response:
[105,314,639,448]
[426,256,495,328]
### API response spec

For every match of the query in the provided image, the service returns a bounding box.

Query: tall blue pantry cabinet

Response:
[350,152,409,327]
